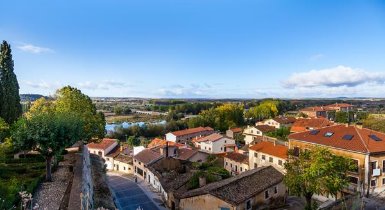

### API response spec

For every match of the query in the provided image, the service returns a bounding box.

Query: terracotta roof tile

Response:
[193,133,224,143]
[290,118,333,133]
[255,125,276,133]
[148,138,185,148]
[224,152,248,164]
[134,149,163,165]
[229,127,242,133]
[170,127,214,137]
[181,166,283,205]
[87,138,117,150]
[289,125,385,153]
[325,103,354,108]
[177,148,198,160]
[300,106,333,112]
[273,116,296,124]
[249,141,288,159]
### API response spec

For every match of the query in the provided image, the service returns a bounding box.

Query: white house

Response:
[261,116,296,129]
[193,133,236,154]
[248,141,288,173]
[243,125,275,145]
[165,127,214,143]
[223,152,249,175]
[87,138,119,170]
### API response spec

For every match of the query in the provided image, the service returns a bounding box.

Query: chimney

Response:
[199,176,206,187]
[356,123,363,129]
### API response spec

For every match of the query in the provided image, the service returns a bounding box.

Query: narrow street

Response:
[107,173,165,210]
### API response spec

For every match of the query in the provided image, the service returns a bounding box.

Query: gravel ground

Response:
[33,159,72,210]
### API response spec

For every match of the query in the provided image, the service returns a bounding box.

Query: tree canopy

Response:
[0,40,22,124]
[245,100,279,122]
[12,112,83,181]
[187,103,244,132]
[284,147,355,209]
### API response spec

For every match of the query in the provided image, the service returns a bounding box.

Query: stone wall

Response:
[82,146,94,210]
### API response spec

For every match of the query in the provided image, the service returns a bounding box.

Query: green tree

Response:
[0,117,9,142]
[12,113,83,181]
[126,136,140,147]
[54,86,105,141]
[0,41,22,124]
[284,147,355,209]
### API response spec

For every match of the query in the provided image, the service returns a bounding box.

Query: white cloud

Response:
[77,80,131,90]
[17,44,53,54]
[282,65,385,88]
[309,53,325,61]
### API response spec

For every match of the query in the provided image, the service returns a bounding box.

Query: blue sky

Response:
[1,0,385,98]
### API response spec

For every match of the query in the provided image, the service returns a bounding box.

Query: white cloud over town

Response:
[282,65,385,88]
[17,44,54,54]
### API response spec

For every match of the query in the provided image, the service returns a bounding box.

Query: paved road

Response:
[107,174,162,210]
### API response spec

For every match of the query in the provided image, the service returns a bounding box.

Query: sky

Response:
[1,0,385,98]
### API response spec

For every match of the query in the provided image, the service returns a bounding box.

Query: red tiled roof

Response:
[273,116,296,124]
[193,133,224,143]
[230,127,242,133]
[300,106,333,112]
[177,148,198,161]
[87,138,117,150]
[224,152,249,164]
[147,138,185,148]
[134,149,163,165]
[290,118,333,133]
[289,125,385,153]
[255,125,276,133]
[249,141,288,159]
[170,127,213,137]
[325,103,354,108]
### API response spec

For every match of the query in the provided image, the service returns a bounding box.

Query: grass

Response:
[0,156,45,209]
[106,114,164,123]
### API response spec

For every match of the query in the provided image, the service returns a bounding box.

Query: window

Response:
[383,178,385,186]
[324,132,334,137]
[254,163,258,168]
[264,190,269,199]
[254,153,258,158]
[240,167,243,171]
[274,186,278,194]
[278,160,283,166]
[269,157,273,163]
[245,200,251,210]
[225,162,228,166]
[262,155,266,160]
[225,140,227,143]
[293,147,300,157]
[370,161,378,170]
[349,176,358,184]
[221,147,223,151]
[124,167,126,170]
[250,130,253,134]
[371,179,377,187]
[230,163,232,168]
[106,158,109,161]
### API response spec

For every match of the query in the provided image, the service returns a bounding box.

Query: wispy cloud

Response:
[282,65,385,88]
[17,44,54,54]
[309,53,325,61]
[24,81,62,89]
[77,80,132,90]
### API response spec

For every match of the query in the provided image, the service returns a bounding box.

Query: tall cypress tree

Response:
[0,41,22,124]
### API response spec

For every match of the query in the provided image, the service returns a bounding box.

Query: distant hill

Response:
[20,94,45,102]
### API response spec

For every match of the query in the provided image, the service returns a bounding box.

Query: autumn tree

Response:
[0,41,22,124]
[284,147,355,209]
[245,100,279,122]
